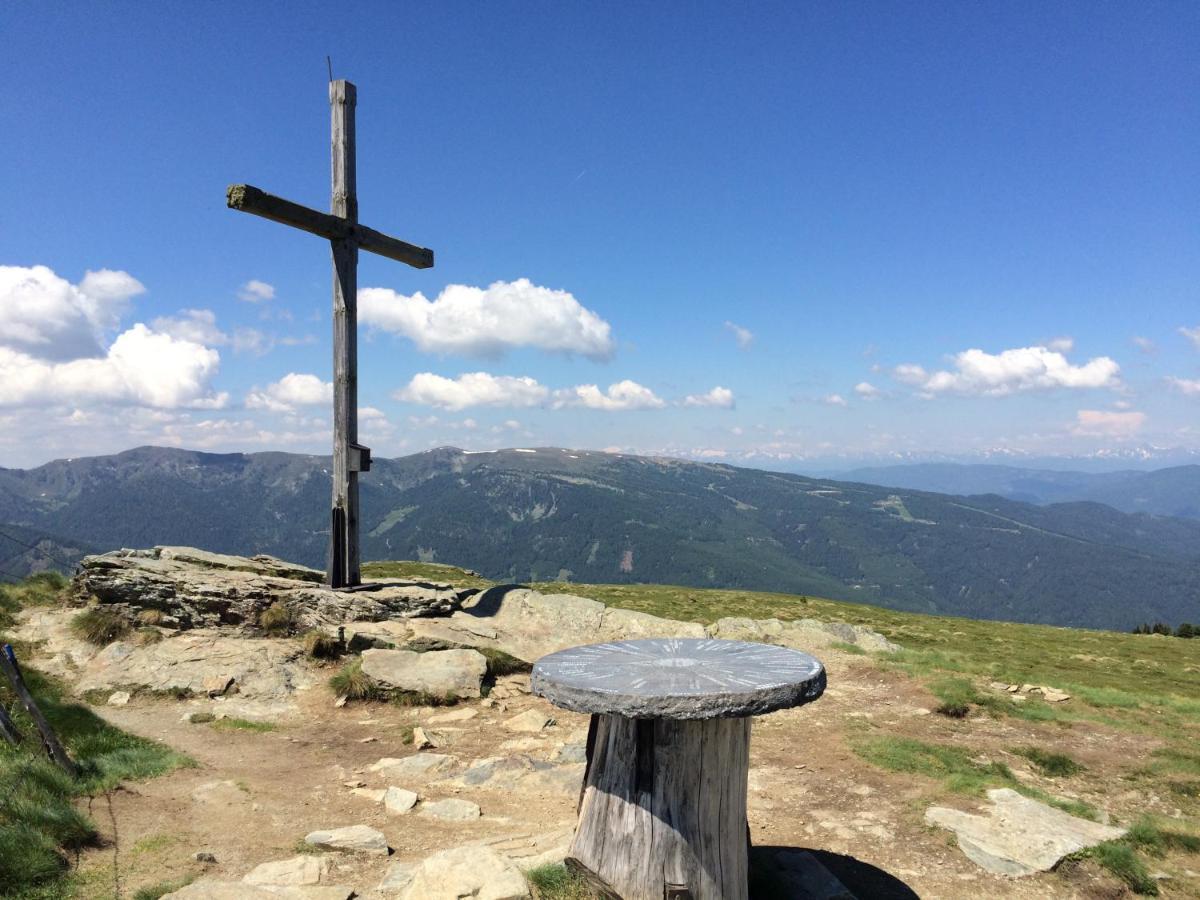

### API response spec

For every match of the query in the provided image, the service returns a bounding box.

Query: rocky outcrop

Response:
[333,586,899,665]
[925,788,1126,876]
[74,547,468,631]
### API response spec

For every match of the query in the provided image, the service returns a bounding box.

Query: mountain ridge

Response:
[841,462,1200,519]
[2,445,1199,631]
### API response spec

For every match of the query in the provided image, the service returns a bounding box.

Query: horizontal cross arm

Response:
[226,184,434,269]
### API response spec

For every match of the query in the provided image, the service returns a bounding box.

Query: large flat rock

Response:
[73,630,316,700]
[360,648,487,699]
[925,788,1126,876]
[397,845,529,900]
[75,546,467,631]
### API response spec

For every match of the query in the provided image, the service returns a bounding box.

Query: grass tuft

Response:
[211,717,276,733]
[936,702,971,719]
[480,646,532,677]
[1124,817,1200,857]
[392,689,459,708]
[136,608,165,627]
[302,629,341,660]
[329,659,386,702]
[526,863,593,899]
[1012,746,1085,777]
[854,736,1016,795]
[69,607,130,646]
[1086,842,1158,895]
[258,600,298,635]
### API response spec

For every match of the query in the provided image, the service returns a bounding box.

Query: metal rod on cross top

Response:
[226,80,435,589]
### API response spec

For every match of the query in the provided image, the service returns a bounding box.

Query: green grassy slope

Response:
[0,575,191,899]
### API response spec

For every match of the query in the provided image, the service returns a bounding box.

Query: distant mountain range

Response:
[1,446,1199,631]
[841,463,1200,520]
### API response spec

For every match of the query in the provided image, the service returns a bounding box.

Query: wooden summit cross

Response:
[226,80,433,589]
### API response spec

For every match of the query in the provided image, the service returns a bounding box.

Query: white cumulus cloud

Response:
[238,280,276,303]
[1179,326,1200,349]
[892,345,1120,396]
[0,324,226,409]
[554,380,666,411]
[0,265,145,360]
[152,309,226,346]
[1046,336,1074,352]
[1167,376,1200,396]
[854,381,880,398]
[394,372,550,411]
[1071,409,1146,437]
[360,278,614,359]
[246,373,333,412]
[724,321,754,350]
[683,386,735,408]
[824,393,847,406]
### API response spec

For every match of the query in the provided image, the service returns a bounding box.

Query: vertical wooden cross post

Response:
[227,80,434,588]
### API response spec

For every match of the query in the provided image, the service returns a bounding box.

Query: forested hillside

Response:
[2,446,1198,630]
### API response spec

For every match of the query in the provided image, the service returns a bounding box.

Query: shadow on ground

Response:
[463,583,529,617]
[750,845,920,899]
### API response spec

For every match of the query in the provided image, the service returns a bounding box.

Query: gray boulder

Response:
[397,846,529,900]
[360,648,487,699]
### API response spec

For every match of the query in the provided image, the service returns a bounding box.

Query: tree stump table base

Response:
[532,638,826,900]
[569,713,751,899]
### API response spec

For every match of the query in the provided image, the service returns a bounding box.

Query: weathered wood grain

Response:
[0,701,21,746]
[568,713,751,900]
[225,185,433,269]
[225,78,434,589]
[0,644,76,776]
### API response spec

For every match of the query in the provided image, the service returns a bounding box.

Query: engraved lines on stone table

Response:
[535,638,824,697]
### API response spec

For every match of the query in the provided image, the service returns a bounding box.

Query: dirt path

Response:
[61,647,1167,899]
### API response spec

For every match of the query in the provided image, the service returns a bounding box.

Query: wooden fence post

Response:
[0,702,20,746]
[0,644,77,777]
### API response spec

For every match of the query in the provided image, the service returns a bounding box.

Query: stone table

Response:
[532,637,826,900]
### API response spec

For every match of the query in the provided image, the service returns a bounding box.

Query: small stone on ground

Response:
[384,786,419,815]
[303,824,390,854]
[420,798,482,821]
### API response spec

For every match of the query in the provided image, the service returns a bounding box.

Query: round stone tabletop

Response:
[531,638,826,720]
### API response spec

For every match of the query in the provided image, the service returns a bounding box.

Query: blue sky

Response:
[1,2,1197,470]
